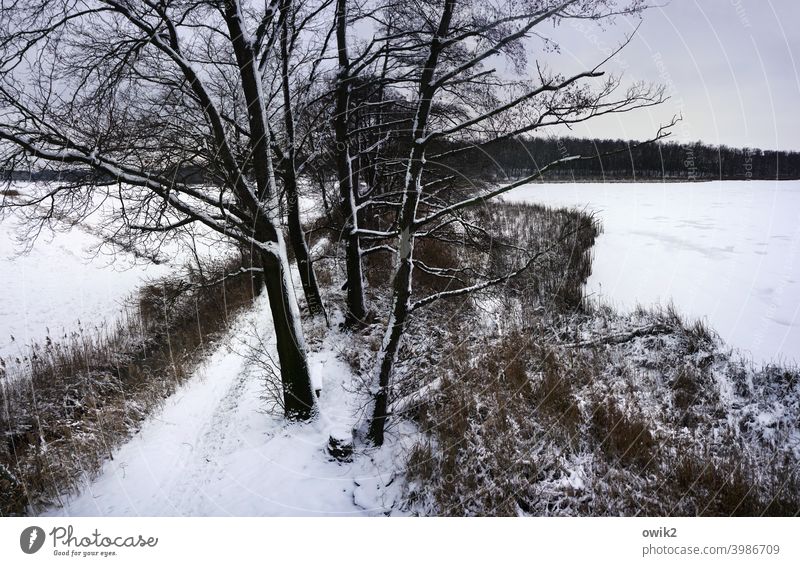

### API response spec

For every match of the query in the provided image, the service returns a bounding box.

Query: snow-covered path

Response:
[43,296,405,516]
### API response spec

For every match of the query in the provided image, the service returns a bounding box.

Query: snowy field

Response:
[506,180,800,366]
[0,211,170,359]
[0,183,241,359]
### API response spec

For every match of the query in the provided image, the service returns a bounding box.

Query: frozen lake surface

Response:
[506,180,800,366]
[0,214,170,359]
[0,183,231,359]
[4,180,798,366]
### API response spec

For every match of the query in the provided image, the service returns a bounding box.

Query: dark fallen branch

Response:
[561,323,672,349]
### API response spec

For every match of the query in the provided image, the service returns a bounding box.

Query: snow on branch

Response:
[410,249,542,312]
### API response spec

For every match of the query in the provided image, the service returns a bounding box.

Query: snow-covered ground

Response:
[42,295,407,517]
[4,183,405,516]
[0,210,170,359]
[506,180,800,366]
[1,182,237,359]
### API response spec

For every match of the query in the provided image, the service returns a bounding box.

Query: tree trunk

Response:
[320,175,333,222]
[224,0,316,420]
[367,0,455,445]
[260,247,317,420]
[247,247,265,295]
[334,0,367,327]
[279,0,327,322]
[285,174,327,321]
[366,231,413,445]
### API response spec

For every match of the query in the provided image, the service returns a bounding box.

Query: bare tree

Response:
[271,0,333,321]
[362,0,672,445]
[0,0,671,444]
[332,0,369,326]
[0,0,318,419]
[330,0,417,326]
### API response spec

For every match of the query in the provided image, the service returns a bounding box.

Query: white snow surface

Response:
[42,295,407,516]
[0,211,170,359]
[1,182,233,359]
[505,180,800,366]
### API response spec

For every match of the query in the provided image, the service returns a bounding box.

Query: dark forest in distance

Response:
[6,137,800,184]
[445,137,800,181]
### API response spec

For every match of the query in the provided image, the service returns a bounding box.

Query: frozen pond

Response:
[506,180,800,366]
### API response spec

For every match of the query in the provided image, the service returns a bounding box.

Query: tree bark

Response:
[224,0,316,419]
[366,230,413,445]
[284,172,327,320]
[334,0,367,327]
[260,247,316,419]
[279,0,327,321]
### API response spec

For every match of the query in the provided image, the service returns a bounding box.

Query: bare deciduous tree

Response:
[359,0,672,445]
[271,0,333,321]
[0,0,319,419]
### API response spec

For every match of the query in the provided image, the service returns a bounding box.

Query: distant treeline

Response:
[3,165,209,184]
[438,137,800,181]
[6,138,800,184]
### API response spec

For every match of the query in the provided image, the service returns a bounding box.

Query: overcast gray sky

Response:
[541,0,800,151]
